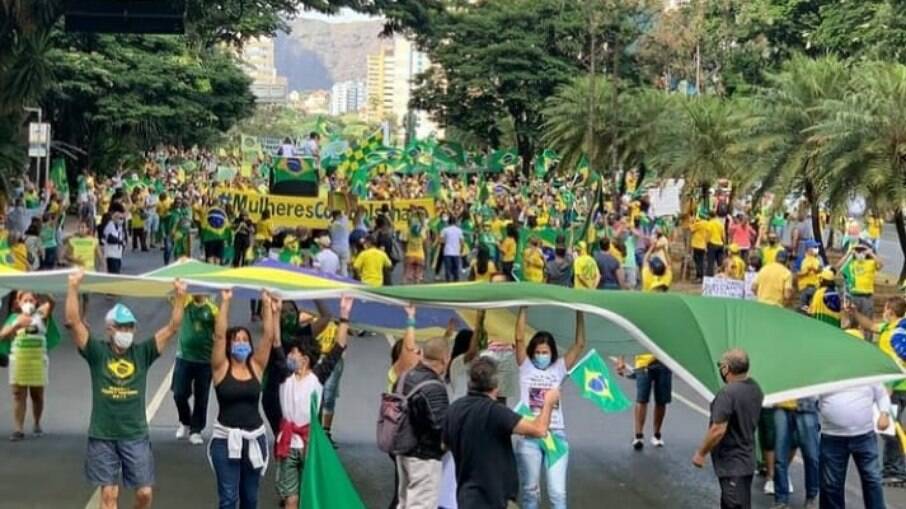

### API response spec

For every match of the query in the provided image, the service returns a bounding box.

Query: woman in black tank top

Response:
[209,289,278,509]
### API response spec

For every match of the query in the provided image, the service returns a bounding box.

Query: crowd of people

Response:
[0,141,904,509]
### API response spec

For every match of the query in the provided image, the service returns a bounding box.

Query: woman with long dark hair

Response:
[469,244,497,282]
[208,289,277,509]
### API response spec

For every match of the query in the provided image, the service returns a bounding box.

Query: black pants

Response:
[693,248,706,280]
[106,257,122,274]
[261,369,282,436]
[132,227,146,251]
[388,453,399,509]
[718,475,752,509]
[171,358,212,434]
[232,240,249,268]
[706,244,725,277]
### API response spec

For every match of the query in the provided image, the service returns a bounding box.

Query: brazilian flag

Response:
[568,349,632,413]
[514,402,569,468]
[271,156,318,196]
[534,149,559,178]
[433,141,466,171]
[487,149,519,173]
[201,207,230,242]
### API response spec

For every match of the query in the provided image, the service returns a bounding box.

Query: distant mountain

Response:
[276,18,386,91]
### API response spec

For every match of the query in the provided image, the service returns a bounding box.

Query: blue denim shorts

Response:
[635,362,672,405]
[85,437,155,488]
[321,357,344,412]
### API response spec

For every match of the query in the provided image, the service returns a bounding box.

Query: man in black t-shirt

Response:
[692,348,764,509]
[443,357,560,509]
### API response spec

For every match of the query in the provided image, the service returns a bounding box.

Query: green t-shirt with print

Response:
[178,299,217,363]
[79,338,159,440]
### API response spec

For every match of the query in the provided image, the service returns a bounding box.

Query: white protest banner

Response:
[701,276,745,299]
[744,272,757,300]
[648,179,684,217]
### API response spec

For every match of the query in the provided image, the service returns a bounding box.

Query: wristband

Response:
[406,318,417,328]
[338,317,350,324]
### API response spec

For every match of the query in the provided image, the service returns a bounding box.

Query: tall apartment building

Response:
[240,37,289,104]
[329,80,367,116]
[364,37,441,140]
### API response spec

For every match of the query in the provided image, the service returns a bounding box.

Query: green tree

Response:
[812,61,906,283]
[745,54,850,261]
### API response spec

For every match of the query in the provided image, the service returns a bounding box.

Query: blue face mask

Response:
[286,358,299,373]
[231,342,252,362]
[533,353,552,370]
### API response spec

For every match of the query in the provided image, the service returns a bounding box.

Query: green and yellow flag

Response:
[301,395,366,509]
[273,156,318,186]
[568,349,632,413]
[534,149,559,178]
[514,401,568,468]
[337,129,383,178]
[50,158,69,202]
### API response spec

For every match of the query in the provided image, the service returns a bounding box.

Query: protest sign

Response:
[647,179,684,217]
[701,276,745,299]
[222,190,435,231]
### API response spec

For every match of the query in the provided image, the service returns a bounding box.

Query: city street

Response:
[1,249,903,508]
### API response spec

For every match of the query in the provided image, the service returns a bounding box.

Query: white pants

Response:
[397,455,442,509]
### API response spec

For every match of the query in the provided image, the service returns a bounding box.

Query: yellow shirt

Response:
[500,237,517,263]
[11,244,29,271]
[761,245,783,265]
[866,217,882,239]
[850,258,878,295]
[707,218,725,246]
[131,205,145,228]
[470,260,497,282]
[635,354,656,369]
[353,247,391,287]
[797,254,821,290]
[641,264,672,291]
[490,218,509,240]
[404,233,426,261]
[755,263,792,306]
[573,254,600,289]
[255,219,273,242]
[69,236,98,269]
[690,220,709,250]
[523,248,545,283]
[156,197,172,217]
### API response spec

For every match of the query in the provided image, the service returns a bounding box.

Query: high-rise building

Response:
[364,37,441,140]
[240,37,289,104]
[329,80,366,115]
[365,46,395,123]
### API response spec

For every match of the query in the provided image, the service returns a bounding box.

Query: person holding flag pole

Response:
[513,307,586,509]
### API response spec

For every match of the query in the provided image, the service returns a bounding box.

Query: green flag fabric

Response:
[433,141,466,170]
[568,349,632,413]
[514,401,569,468]
[50,158,69,201]
[301,395,366,509]
[0,314,62,356]
[488,149,519,173]
[273,157,318,185]
[337,129,383,178]
[534,149,559,178]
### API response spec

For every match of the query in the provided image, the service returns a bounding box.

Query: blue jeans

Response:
[516,432,568,509]
[171,358,212,434]
[443,255,460,282]
[773,408,820,504]
[820,432,885,509]
[209,435,268,509]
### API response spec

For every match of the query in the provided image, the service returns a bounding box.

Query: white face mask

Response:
[20,302,36,316]
[113,331,134,349]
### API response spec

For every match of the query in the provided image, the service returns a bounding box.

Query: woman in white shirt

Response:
[514,307,586,509]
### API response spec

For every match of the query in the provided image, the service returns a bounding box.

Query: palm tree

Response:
[812,61,906,284]
[744,54,850,262]
[651,94,747,206]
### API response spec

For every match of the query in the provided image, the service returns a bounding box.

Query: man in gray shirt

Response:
[329,210,351,277]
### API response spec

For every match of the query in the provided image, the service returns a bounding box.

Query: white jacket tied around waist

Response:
[209,422,269,475]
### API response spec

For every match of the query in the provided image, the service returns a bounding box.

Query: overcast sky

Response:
[297,7,381,23]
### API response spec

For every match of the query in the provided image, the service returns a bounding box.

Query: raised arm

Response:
[309,299,332,337]
[211,289,232,372]
[564,311,586,370]
[515,306,527,366]
[65,270,89,349]
[154,280,187,354]
[513,387,560,438]
[393,304,421,376]
[251,292,276,373]
[463,311,483,363]
[336,295,353,349]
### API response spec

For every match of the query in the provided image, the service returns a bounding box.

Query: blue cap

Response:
[107,304,136,325]
[775,250,789,263]
[804,240,820,249]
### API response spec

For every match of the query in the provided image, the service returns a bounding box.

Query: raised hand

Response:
[340,295,354,319]
[173,279,187,297]
[68,269,85,288]
[220,288,233,301]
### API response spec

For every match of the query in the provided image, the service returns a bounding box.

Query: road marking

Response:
[83,364,175,509]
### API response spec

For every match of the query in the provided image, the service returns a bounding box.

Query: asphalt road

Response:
[0,249,904,508]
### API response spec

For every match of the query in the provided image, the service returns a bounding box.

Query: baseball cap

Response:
[106,304,136,325]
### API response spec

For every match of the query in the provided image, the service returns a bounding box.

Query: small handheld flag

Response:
[514,401,568,468]
[568,349,632,414]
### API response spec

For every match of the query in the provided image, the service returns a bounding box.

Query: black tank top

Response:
[215,367,264,430]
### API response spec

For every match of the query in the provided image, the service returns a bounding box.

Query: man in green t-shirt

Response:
[66,270,185,509]
[171,294,218,445]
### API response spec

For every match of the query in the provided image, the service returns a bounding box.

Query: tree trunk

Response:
[803,179,828,264]
[516,131,532,177]
[895,208,906,285]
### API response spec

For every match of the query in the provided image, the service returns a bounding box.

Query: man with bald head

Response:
[693,348,764,509]
[395,336,451,508]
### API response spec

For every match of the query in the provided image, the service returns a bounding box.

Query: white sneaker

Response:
[763,479,775,495]
[632,437,644,451]
[189,433,203,445]
[650,435,665,447]
[175,424,189,440]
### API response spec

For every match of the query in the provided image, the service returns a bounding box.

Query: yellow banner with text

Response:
[223,190,436,231]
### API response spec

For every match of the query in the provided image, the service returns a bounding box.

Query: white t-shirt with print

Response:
[279,372,323,450]
[519,357,567,430]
